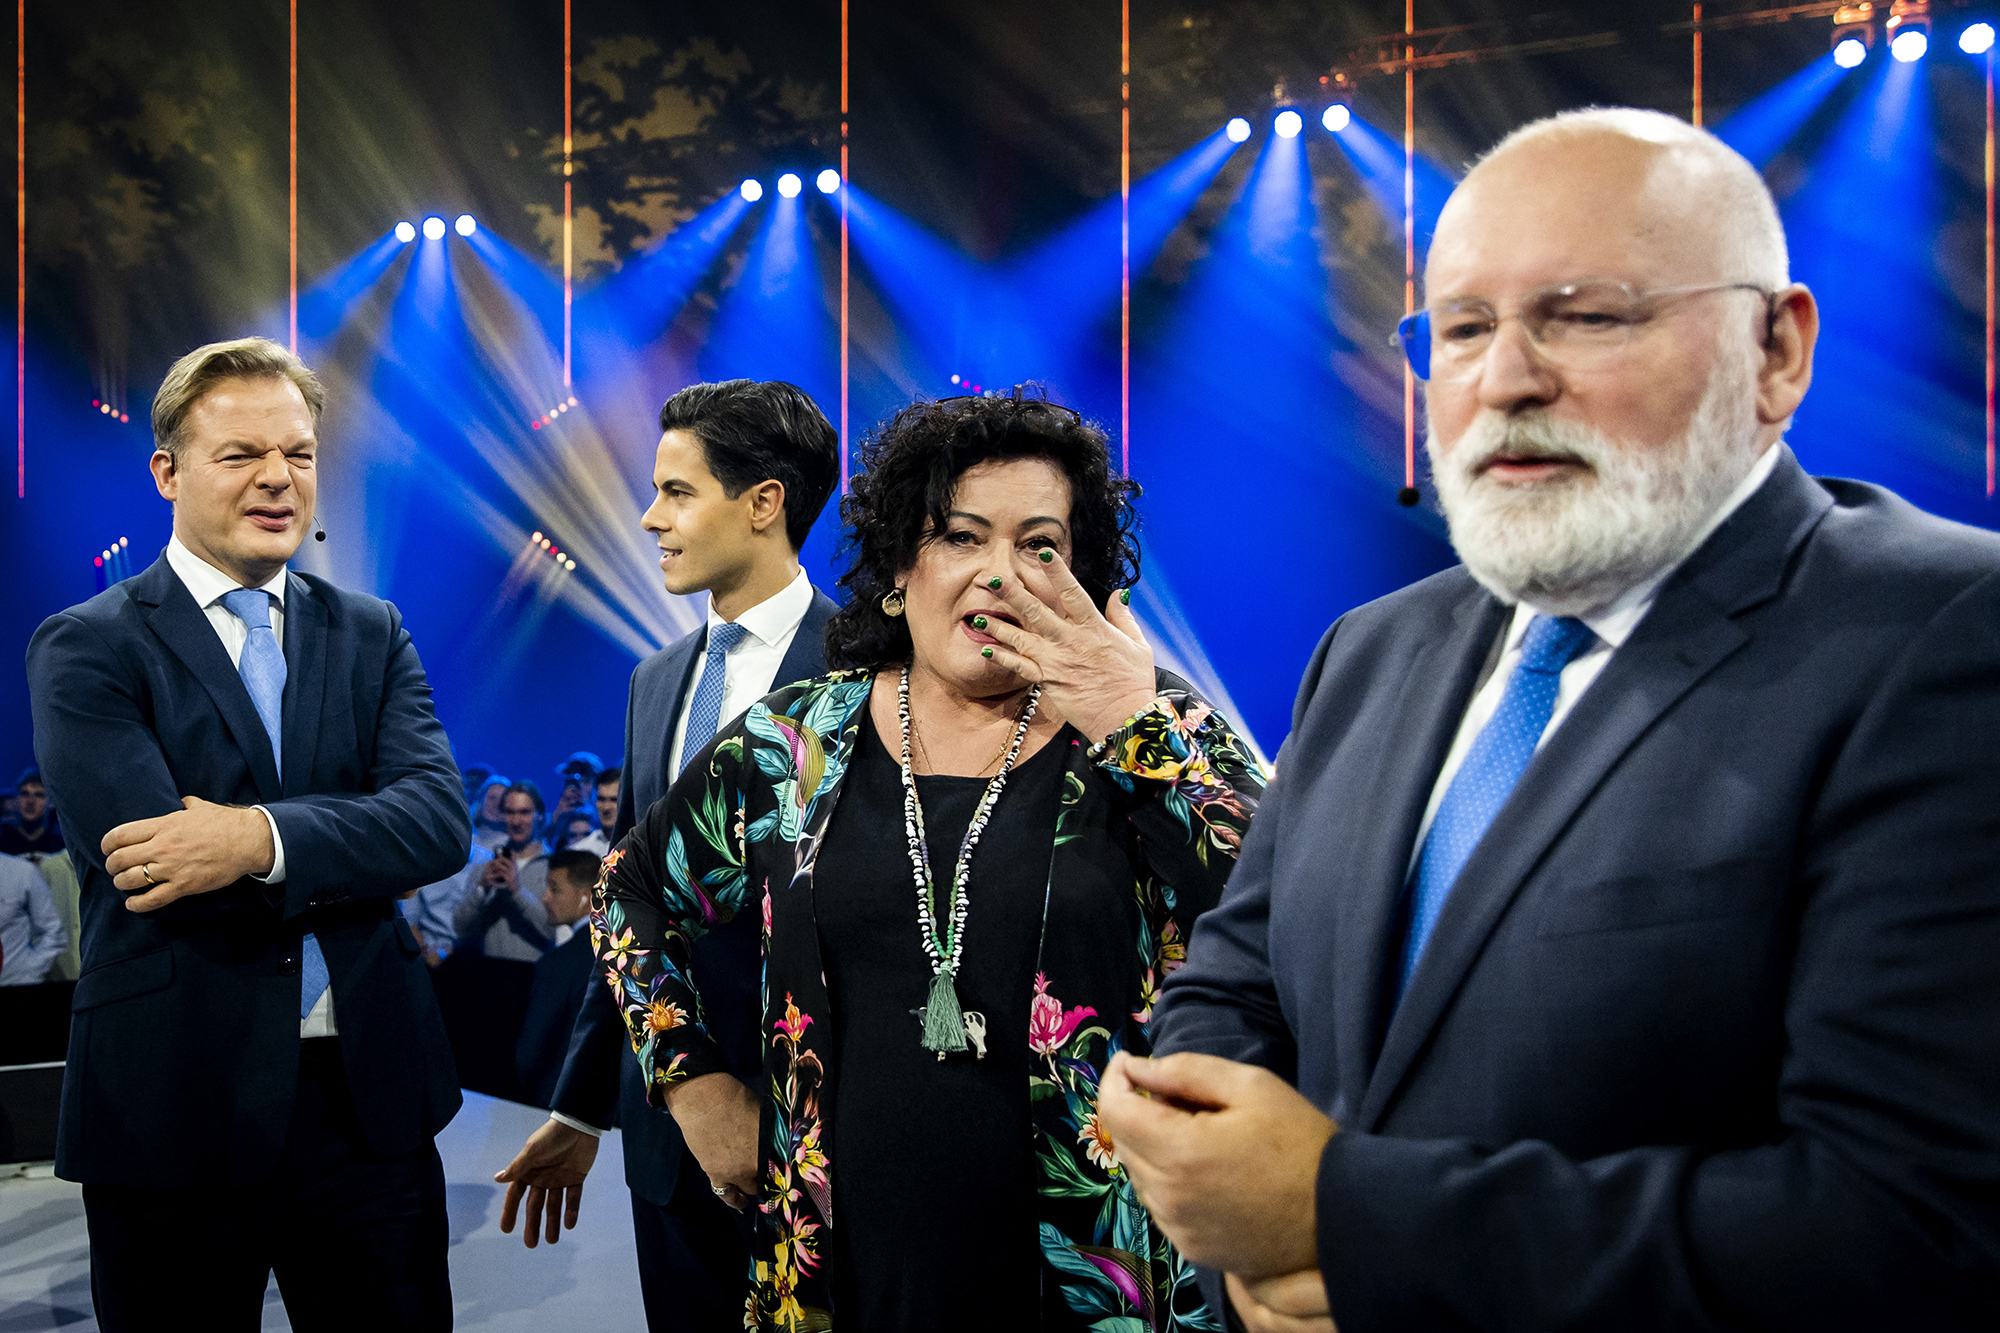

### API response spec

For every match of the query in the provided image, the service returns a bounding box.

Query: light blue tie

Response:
[221,587,327,1021]
[1400,614,1597,995]
[678,622,750,778]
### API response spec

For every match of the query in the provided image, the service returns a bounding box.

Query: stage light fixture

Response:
[740,178,764,202]
[1886,0,1931,59]
[1226,117,1252,143]
[816,168,842,194]
[422,216,446,240]
[1965,21,1997,53]
[1322,104,1352,133]
[1274,110,1303,138]
[778,172,803,198]
[394,221,417,243]
[1832,3,1877,62]
[454,214,476,236]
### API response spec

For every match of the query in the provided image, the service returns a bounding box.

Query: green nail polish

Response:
[987,577,1003,590]
[1039,549,1054,563]
[1120,588,1131,605]
[972,615,987,630]
[981,646,994,659]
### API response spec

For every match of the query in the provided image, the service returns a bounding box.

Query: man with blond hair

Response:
[1101,109,2000,1331]
[28,336,469,1330]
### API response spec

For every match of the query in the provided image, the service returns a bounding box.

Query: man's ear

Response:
[150,449,179,502]
[746,479,788,536]
[1756,283,1817,428]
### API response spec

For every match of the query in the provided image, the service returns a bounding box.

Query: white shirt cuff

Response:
[549,1111,604,1138]
[251,806,287,883]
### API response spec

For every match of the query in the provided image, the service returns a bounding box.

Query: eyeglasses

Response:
[1393,279,1772,381]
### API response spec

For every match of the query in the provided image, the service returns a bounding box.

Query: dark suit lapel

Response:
[775,590,836,687]
[645,630,706,811]
[280,572,328,799]
[1357,450,1834,1131]
[1334,585,1510,1113]
[131,558,283,802]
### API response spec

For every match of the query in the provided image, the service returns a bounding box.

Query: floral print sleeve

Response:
[591,724,758,1103]
[1087,673,1268,903]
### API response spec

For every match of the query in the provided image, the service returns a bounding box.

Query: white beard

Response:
[1426,353,1763,617]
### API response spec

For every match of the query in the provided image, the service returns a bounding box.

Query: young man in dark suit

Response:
[515,848,602,1107]
[1103,110,2000,1333]
[496,379,840,1330]
[27,337,470,1331]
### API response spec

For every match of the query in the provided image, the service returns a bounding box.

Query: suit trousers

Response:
[631,1163,755,1332]
[82,1037,451,1333]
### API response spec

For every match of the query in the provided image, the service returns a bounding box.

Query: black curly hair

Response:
[825,390,1141,671]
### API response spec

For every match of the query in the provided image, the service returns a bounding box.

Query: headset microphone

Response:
[314,519,326,542]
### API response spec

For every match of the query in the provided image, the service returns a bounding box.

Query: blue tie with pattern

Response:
[220,587,327,1022]
[1399,613,1598,995]
[678,621,750,778]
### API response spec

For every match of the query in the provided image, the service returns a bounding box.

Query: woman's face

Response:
[899,456,1074,701]
[480,785,506,821]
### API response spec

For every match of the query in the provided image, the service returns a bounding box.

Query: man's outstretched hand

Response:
[496,1117,600,1247]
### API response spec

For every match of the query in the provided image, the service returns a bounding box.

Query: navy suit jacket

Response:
[1155,451,2000,1330]
[515,928,596,1109]
[27,555,471,1188]
[550,589,836,1205]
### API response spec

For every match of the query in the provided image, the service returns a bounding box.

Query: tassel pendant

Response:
[921,970,970,1058]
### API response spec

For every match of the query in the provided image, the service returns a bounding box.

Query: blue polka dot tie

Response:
[677,622,750,778]
[221,587,327,1022]
[1399,614,1598,996]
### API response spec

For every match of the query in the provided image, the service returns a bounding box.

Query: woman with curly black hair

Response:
[594,391,1265,1331]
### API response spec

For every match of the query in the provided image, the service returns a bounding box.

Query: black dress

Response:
[816,708,1073,1330]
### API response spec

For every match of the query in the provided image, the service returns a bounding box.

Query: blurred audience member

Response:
[36,851,83,980]
[401,843,495,967]
[571,767,619,856]
[0,767,64,862]
[471,774,510,851]
[461,763,494,808]
[0,852,67,984]
[514,849,602,1108]
[548,752,602,831]
[454,781,552,961]
[0,787,14,823]
[549,808,598,853]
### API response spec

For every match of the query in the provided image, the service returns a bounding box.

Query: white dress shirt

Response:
[164,536,335,1036]
[1410,445,1781,867]
[666,566,815,778]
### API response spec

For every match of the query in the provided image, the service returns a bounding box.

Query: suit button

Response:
[280,955,300,975]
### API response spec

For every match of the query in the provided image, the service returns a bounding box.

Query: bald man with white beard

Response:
[1099,109,2000,1332]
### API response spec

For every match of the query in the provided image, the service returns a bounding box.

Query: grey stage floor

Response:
[0,1092,646,1330]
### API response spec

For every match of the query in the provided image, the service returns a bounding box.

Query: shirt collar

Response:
[166,534,290,610]
[709,565,812,648]
[1512,443,1780,653]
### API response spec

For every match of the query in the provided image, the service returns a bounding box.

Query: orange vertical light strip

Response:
[1402,0,1416,499]
[1691,4,1704,128]
[288,0,297,354]
[840,0,849,491]
[1120,0,1130,477]
[562,0,572,387]
[1986,46,1994,498]
[14,0,21,499]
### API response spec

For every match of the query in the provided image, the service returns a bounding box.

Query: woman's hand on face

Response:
[664,1071,761,1208]
[982,552,1157,746]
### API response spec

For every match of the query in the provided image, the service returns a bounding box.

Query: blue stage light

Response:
[740,178,764,202]
[1890,28,1928,60]
[1274,109,1303,138]
[454,214,476,237]
[422,216,446,240]
[1834,36,1868,67]
[1962,21,1995,54]
[1226,117,1252,143]
[394,221,416,243]
[1323,104,1351,133]
[816,168,842,194]
[778,172,803,198]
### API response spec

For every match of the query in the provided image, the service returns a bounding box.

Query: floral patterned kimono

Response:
[592,667,1265,1331]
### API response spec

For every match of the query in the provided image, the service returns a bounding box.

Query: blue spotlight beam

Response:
[1713,53,1850,167]
[296,232,408,342]
[1324,111,1457,261]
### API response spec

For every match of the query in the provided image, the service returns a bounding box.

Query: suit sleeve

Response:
[260,603,471,918]
[27,611,199,880]
[1150,624,1342,1076]
[591,714,761,1106]
[1087,672,1267,924]
[1312,578,2000,1332]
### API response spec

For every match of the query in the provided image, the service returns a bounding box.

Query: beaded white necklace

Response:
[897,664,1041,1059]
